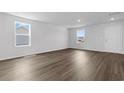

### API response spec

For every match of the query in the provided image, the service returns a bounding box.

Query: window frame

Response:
[76,29,85,43]
[15,21,31,47]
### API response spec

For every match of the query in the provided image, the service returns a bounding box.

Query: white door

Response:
[104,25,122,53]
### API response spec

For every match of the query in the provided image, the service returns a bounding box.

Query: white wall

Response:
[69,20,124,54]
[0,13,68,60]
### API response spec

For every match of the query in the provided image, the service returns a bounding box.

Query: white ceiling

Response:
[6,12,124,28]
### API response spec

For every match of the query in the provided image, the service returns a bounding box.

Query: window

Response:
[76,29,85,43]
[15,21,31,47]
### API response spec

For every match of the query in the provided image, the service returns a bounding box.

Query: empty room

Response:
[0,12,124,81]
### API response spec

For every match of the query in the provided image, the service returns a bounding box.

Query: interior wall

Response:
[69,20,124,54]
[0,13,68,60]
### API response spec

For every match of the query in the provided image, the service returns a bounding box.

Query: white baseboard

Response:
[0,48,68,61]
[70,47,124,55]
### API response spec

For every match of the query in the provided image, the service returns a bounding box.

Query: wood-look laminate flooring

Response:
[0,48,124,81]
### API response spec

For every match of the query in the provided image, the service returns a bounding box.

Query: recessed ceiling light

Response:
[110,17,115,21]
[77,19,81,22]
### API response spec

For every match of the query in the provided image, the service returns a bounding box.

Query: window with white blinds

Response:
[15,21,31,47]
